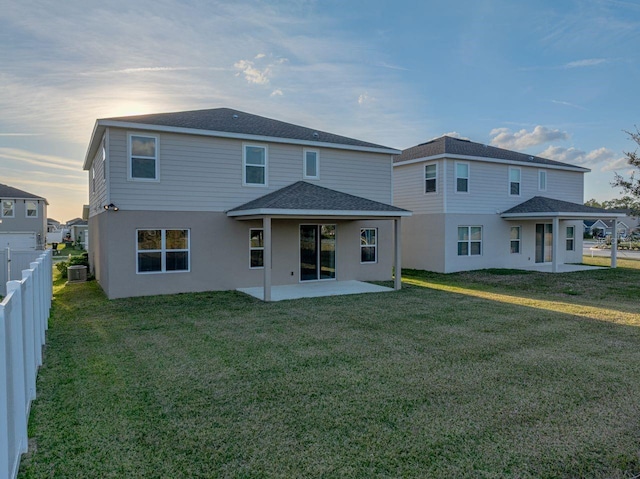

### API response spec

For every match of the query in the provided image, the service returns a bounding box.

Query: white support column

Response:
[611,219,618,269]
[263,216,272,302]
[552,217,560,273]
[394,218,402,290]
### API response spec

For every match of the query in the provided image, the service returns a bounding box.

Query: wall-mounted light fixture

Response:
[104,203,119,211]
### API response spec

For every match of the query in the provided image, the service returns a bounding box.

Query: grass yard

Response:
[18,259,640,478]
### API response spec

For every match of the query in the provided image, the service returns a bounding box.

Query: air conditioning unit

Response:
[67,265,87,283]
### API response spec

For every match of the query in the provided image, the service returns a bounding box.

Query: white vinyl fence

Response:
[0,250,52,479]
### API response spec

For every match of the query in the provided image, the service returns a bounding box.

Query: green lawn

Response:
[18,259,640,478]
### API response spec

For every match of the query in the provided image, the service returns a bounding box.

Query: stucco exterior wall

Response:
[92,210,396,299]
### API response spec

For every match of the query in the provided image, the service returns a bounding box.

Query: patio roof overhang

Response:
[500,196,626,221]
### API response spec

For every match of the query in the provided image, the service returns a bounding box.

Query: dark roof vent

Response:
[529,156,534,160]
[232,114,239,119]
[313,132,319,139]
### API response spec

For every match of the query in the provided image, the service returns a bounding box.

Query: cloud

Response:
[270,89,283,97]
[0,148,83,173]
[539,145,620,169]
[234,59,271,85]
[358,93,375,105]
[564,58,607,68]
[601,157,632,172]
[490,126,569,150]
[0,133,43,136]
[255,53,266,59]
[551,99,587,111]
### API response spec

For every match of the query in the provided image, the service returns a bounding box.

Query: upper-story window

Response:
[425,164,437,193]
[303,149,319,179]
[102,137,107,181]
[26,200,38,217]
[1,200,14,218]
[456,162,469,193]
[538,170,547,191]
[129,134,158,181]
[509,167,521,196]
[91,164,96,192]
[243,144,268,186]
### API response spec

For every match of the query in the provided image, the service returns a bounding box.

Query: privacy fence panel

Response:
[0,249,52,479]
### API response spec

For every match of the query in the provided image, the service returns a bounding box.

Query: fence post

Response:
[0,293,10,479]
[21,269,36,403]
[6,281,28,455]
[29,262,43,367]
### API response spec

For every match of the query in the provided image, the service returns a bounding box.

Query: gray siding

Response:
[88,132,108,218]
[444,159,584,214]
[106,128,393,212]
[393,161,444,214]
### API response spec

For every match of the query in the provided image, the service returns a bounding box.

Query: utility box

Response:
[67,265,87,283]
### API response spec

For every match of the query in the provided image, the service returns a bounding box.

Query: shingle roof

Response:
[0,183,45,200]
[103,107,396,151]
[395,136,587,170]
[227,181,410,215]
[502,196,623,216]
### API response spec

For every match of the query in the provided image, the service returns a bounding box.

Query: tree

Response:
[612,127,640,216]
[584,198,603,208]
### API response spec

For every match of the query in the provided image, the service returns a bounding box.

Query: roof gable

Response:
[394,135,588,171]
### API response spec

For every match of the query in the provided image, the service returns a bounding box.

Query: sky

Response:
[1,0,639,222]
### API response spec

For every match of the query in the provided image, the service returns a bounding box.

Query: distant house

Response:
[0,183,47,250]
[393,136,623,272]
[83,108,410,300]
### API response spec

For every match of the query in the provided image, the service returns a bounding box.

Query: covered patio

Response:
[227,181,411,301]
[501,197,625,272]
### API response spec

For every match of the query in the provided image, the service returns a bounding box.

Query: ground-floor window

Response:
[458,226,482,256]
[250,228,264,268]
[137,229,190,273]
[566,226,575,251]
[360,228,377,263]
[510,226,521,254]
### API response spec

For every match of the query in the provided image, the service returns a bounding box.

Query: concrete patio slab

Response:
[238,280,394,301]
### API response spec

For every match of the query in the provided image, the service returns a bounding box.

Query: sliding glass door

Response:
[535,223,553,263]
[300,225,336,281]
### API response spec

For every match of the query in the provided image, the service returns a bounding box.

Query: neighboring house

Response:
[587,219,631,237]
[65,218,89,249]
[393,136,623,273]
[0,183,47,250]
[83,108,410,300]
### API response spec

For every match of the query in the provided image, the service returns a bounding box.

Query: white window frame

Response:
[91,164,96,193]
[566,226,575,251]
[360,228,377,264]
[26,200,38,218]
[303,148,319,180]
[249,228,264,269]
[510,226,521,254]
[136,229,190,274]
[102,137,107,181]
[457,226,482,256]
[1,200,14,218]
[424,163,437,194]
[455,162,469,193]
[243,143,268,186]
[128,133,159,181]
[509,167,521,196]
[538,170,547,192]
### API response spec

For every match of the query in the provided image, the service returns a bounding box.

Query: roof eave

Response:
[501,211,626,219]
[96,119,401,155]
[227,208,412,218]
[393,153,590,173]
[83,120,105,170]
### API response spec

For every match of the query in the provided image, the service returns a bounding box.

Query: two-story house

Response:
[393,136,623,273]
[0,184,47,250]
[83,108,410,300]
